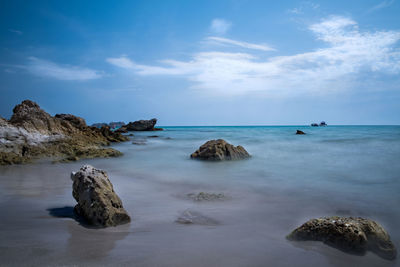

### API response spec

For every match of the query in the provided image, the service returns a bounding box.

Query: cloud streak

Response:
[25,57,102,81]
[206,36,275,51]
[108,16,400,96]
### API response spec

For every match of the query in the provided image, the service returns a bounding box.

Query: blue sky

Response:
[0,0,399,125]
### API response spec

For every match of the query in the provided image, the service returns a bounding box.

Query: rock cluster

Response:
[176,210,219,225]
[1,100,128,165]
[71,165,131,227]
[287,216,397,260]
[190,139,250,161]
[187,192,227,202]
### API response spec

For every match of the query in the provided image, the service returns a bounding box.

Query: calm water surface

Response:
[0,126,399,266]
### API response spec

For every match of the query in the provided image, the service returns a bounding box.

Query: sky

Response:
[0,0,399,125]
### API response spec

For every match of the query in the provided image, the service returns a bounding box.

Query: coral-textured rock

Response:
[190,139,250,161]
[287,216,397,260]
[71,165,131,227]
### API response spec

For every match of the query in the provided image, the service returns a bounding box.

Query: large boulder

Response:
[124,118,162,131]
[190,139,250,161]
[287,216,397,260]
[71,165,131,227]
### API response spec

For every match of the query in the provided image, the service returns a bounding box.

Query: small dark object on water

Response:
[320,121,327,126]
[311,123,319,127]
[296,130,306,135]
[148,135,159,138]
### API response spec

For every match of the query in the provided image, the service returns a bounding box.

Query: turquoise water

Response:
[0,125,399,266]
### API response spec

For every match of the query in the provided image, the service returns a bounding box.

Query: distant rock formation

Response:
[311,121,327,127]
[91,122,108,129]
[120,118,163,131]
[1,100,128,165]
[71,165,131,227]
[190,139,250,161]
[287,216,397,260]
[91,121,125,129]
[296,130,306,135]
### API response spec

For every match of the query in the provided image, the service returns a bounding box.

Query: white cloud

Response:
[106,56,135,68]
[210,19,232,35]
[26,57,102,81]
[367,0,395,13]
[108,16,400,96]
[206,37,275,51]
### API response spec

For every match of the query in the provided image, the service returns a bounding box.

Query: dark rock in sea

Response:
[187,192,228,202]
[287,216,397,260]
[1,100,127,165]
[176,210,219,225]
[115,127,128,133]
[71,165,131,227]
[320,121,327,126]
[311,123,319,127]
[296,130,306,135]
[124,118,163,131]
[132,140,146,145]
[148,135,159,138]
[190,139,250,161]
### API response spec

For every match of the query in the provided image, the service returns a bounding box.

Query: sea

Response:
[0,125,399,266]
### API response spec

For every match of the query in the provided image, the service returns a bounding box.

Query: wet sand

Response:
[0,156,398,267]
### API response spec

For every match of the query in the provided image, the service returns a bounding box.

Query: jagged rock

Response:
[1,100,127,165]
[190,139,250,161]
[109,121,125,129]
[92,123,108,129]
[287,216,397,260]
[320,121,327,126]
[99,126,129,142]
[176,210,219,225]
[186,192,227,202]
[296,130,306,135]
[71,165,131,227]
[124,118,163,131]
[311,123,319,127]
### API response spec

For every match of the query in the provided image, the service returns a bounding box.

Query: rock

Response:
[55,114,87,129]
[190,139,250,161]
[132,140,146,145]
[311,123,319,127]
[187,192,227,202]
[296,130,306,135]
[109,121,125,129]
[148,135,159,138]
[287,216,397,260]
[125,118,163,131]
[1,100,127,165]
[176,210,219,225]
[71,165,131,227]
[320,121,327,126]
[92,123,108,129]
[115,127,128,133]
[98,126,129,142]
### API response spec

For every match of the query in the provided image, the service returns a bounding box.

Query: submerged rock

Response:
[187,192,227,202]
[190,139,250,161]
[176,210,219,225]
[296,130,306,135]
[71,165,131,227]
[124,118,163,131]
[287,216,397,260]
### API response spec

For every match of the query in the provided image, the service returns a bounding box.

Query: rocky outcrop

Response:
[190,139,250,161]
[287,216,397,260]
[1,100,127,165]
[71,165,131,227]
[296,130,306,135]
[121,118,163,131]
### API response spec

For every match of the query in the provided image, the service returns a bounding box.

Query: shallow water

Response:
[0,126,399,266]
